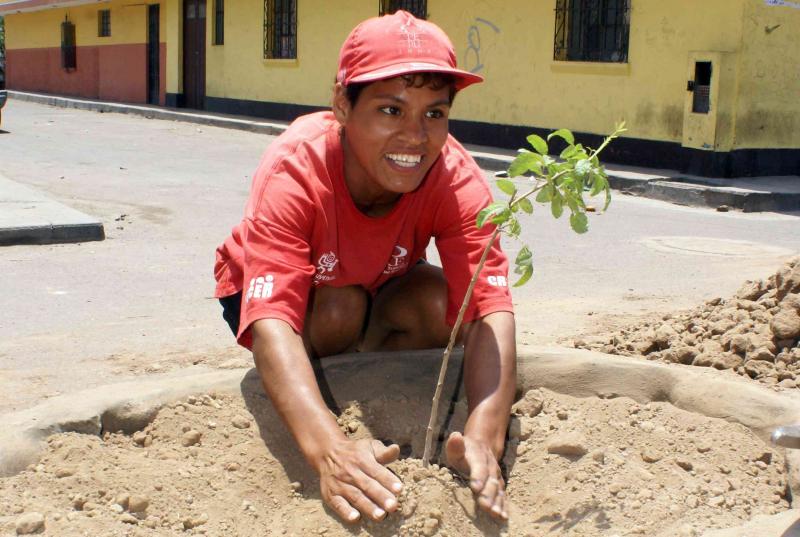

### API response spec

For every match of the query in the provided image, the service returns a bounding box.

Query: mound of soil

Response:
[0,386,790,536]
[575,256,800,390]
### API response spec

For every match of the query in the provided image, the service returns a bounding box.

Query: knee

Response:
[308,286,368,357]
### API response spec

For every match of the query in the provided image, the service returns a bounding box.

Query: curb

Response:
[3,346,798,474]
[9,91,800,213]
[0,174,105,246]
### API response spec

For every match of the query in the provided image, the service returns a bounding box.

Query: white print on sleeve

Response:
[487,275,508,287]
[314,251,339,284]
[246,275,274,301]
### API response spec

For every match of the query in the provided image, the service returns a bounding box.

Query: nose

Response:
[399,113,428,146]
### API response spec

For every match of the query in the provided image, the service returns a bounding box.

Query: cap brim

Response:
[347,62,484,90]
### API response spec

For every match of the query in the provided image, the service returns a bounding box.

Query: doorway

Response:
[147,4,160,105]
[183,0,206,109]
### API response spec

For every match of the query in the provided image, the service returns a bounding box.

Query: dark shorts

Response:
[218,259,429,339]
[219,291,243,337]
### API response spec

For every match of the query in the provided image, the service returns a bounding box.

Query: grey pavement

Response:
[6,91,800,249]
[0,173,104,245]
[1,98,799,417]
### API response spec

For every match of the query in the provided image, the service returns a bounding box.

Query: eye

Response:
[379,106,401,116]
[426,108,447,119]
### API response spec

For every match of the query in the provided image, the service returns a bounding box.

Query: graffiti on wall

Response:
[764,0,800,8]
[463,17,500,74]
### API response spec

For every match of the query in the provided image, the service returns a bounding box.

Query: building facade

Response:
[1,0,798,177]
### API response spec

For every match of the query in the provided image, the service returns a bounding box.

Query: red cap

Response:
[337,10,483,91]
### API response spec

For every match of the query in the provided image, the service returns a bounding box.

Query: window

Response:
[379,0,427,19]
[554,0,630,63]
[61,20,77,69]
[98,9,110,37]
[692,62,712,114]
[213,0,224,45]
[263,0,296,59]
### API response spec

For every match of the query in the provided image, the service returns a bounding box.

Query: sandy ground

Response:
[0,385,791,537]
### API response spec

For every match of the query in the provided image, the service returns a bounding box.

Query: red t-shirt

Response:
[215,111,513,349]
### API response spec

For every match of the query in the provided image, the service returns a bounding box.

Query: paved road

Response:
[1,101,799,414]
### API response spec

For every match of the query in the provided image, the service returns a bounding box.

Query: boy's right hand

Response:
[316,438,403,523]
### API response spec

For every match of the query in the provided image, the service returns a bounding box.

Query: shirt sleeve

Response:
[237,171,316,349]
[434,170,514,327]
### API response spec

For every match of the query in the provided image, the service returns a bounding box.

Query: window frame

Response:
[97,9,111,38]
[263,0,297,60]
[553,0,630,64]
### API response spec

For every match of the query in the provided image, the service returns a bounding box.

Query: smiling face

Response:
[333,76,453,215]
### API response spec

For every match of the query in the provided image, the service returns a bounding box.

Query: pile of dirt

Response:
[0,387,791,536]
[575,256,800,389]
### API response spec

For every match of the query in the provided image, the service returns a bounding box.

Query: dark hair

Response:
[344,72,457,106]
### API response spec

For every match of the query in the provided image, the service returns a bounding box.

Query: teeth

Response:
[386,153,422,167]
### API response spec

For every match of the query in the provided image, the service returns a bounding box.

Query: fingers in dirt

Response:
[351,468,400,513]
[342,484,388,522]
[329,495,360,524]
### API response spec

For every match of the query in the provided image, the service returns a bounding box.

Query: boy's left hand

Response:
[445,431,508,520]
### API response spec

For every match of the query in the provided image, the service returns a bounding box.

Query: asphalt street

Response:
[1,100,799,414]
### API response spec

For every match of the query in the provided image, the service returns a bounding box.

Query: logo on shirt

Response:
[487,275,508,287]
[383,245,409,275]
[246,274,274,301]
[314,251,339,284]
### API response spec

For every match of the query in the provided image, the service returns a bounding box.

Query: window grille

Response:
[692,62,712,114]
[263,0,296,59]
[98,9,110,37]
[213,0,224,45]
[379,0,427,19]
[554,0,630,63]
[61,20,77,69]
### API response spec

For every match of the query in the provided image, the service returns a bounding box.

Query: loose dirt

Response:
[0,386,791,536]
[574,256,800,391]
[3,259,800,536]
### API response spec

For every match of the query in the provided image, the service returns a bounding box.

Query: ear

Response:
[332,83,351,126]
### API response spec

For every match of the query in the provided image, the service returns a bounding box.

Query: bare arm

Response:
[251,318,403,523]
[446,310,516,519]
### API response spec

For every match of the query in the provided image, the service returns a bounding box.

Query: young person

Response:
[214,10,516,524]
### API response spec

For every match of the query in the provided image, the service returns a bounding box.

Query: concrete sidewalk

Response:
[7,90,800,217]
[0,174,104,246]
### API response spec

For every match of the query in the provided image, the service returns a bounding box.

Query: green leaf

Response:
[506,217,522,237]
[496,179,517,196]
[515,245,533,266]
[575,158,593,177]
[535,184,553,203]
[604,188,612,211]
[560,145,577,160]
[476,201,507,228]
[517,197,533,214]
[590,174,607,196]
[570,212,589,234]
[514,264,534,287]
[508,151,543,178]
[527,134,549,155]
[547,128,575,146]
[551,193,564,219]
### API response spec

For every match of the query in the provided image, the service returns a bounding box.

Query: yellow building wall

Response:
[429,0,746,146]
[3,0,162,49]
[205,0,766,148]
[205,1,374,107]
[733,0,800,149]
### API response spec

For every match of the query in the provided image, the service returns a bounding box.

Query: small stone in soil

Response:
[231,416,251,429]
[181,430,202,447]
[128,494,150,513]
[15,512,45,535]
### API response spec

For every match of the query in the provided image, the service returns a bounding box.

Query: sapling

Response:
[422,123,627,465]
